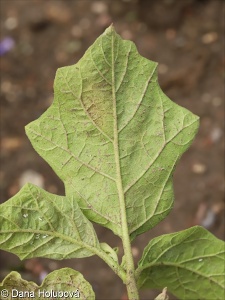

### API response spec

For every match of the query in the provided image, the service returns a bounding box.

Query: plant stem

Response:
[114,163,139,299]
[116,176,140,300]
[111,26,139,300]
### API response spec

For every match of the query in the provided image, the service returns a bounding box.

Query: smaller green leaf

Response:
[0,183,99,260]
[1,268,95,299]
[137,226,225,300]
[0,271,37,298]
[155,287,169,300]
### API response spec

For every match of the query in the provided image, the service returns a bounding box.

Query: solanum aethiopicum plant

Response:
[0,25,224,300]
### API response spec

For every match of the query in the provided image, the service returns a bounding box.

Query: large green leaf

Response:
[25,25,199,239]
[0,183,99,260]
[137,226,225,299]
[0,268,95,299]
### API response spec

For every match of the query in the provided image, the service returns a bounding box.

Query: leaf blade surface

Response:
[25,26,199,238]
[137,226,225,299]
[0,183,99,260]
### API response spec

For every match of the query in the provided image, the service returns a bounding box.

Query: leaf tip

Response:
[103,24,116,35]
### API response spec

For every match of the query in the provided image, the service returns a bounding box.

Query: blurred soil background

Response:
[0,0,224,299]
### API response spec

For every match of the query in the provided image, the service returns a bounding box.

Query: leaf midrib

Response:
[111,28,128,239]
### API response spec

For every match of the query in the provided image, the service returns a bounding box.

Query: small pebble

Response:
[19,170,44,188]
[158,64,169,74]
[71,25,83,38]
[192,163,207,174]
[91,1,108,14]
[5,17,18,30]
[212,96,222,107]
[201,209,216,228]
[47,184,58,194]
[131,247,139,257]
[201,32,218,44]
[212,203,224,214]
[1,137,22,151]
[47,5,71,23]
[1,81,12,93]
[121,29,133,40]
[210,127,223,143]
[97,14,112,28]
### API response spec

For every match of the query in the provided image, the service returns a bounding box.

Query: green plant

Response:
[0,25,224,300]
